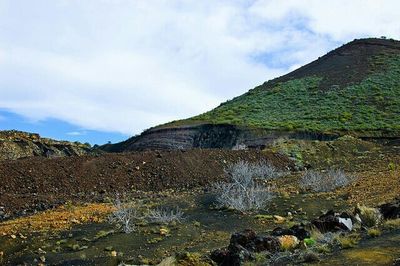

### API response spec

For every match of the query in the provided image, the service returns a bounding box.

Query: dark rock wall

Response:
[102,124,338,152]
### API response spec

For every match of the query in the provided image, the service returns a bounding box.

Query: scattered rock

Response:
[159,227,169,236]
[104,246,114,251]
[379,198,400,219]
[303,251,320,263]
[230,229,257,248]
[211,229,279,265]
[273,215,286,224]
[271,224,310,240]
[338,217,353,231]
[210,248,230,265]
[312,210,353,232]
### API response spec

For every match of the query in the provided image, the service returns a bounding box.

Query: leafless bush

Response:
[213,181,274,212]
[213,161,277,212]
[300,169,355,192]
[146,207,185,224]
[224,160,287,181]
[108,195,140,233]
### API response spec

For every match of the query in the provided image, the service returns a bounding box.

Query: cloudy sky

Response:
[1,0,399,144]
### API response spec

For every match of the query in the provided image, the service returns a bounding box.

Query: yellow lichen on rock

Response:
[278,235,299,251]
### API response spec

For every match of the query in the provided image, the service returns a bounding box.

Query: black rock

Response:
[311,210,352,232]
[379,198,400,219]
[228,244,254,265]
[271,224,310,240]
[211,244,254,266]
[230,229,257,248]
[210,248,229,264]
[253,236,280,253]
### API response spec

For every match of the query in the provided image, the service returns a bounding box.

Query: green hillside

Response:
[165,38,400,136]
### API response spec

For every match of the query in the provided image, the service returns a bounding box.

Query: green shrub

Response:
[169,54,400,135]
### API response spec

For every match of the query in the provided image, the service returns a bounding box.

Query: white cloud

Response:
[250,0,400,41]
[67,131,86,136]
[0,0,399,135]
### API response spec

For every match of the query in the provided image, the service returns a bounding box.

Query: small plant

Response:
[146,207,185,224]
[355,205,382,227]
[335,234,360,249]
[315,244,331,254]
[388,162,396,171]
[108,195,140,233]
[367,228,381,237]
[300,169,355,192]
[383,219,400,230]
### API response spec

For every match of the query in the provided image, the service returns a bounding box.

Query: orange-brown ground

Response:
[0,149,292,219]
[0,203,114,236]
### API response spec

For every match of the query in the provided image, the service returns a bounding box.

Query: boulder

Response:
[379,198,400,219]
[271,224,310,240]
[312,210,353,232]
[211,230,280,265]
[211,244,254,266]
[253,236,281,253]
[230,229,257,248]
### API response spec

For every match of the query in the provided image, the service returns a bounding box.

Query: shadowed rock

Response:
[379,198,400,219]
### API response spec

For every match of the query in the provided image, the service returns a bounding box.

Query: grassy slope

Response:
[166,52,400,136]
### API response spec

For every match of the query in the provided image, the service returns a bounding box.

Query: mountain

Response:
[104,38,400,152]
[0,130,93,161]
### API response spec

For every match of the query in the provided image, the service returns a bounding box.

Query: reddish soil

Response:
[0,149,292,219]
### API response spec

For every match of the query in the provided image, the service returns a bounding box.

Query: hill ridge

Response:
[103,37,400,152]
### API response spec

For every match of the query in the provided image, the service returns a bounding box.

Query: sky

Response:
[1,0,400,145]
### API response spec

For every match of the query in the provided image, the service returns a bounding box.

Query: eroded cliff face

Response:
[0,130,92,161]
[102,124,338,152]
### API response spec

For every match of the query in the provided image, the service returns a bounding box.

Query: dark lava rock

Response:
[303,252,320,263]
[271,224,310,240]
[379,198,400,219]
[311,210,353,232]
[211,245,254,266]
[253,236,280,253]
[210,248,230,265]
[227,244,254,265]
[230,229,257,248]
[211,230,279,265]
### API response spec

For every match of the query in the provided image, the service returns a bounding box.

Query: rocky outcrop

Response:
[379,198,400,219]
[210,229,281,266]
[311,210,354,232]
[102,124,338,152]
[0,130,92,161]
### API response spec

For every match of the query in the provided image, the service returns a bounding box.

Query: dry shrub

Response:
[300,169,355,192]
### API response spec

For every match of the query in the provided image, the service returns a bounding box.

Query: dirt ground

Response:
[0,149,292,219]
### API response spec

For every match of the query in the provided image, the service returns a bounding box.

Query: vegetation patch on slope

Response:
[169,53,400,136]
